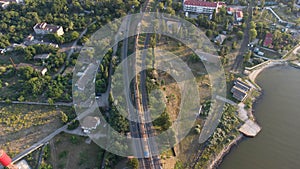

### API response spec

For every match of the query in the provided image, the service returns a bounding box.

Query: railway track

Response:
[132,0,162,168]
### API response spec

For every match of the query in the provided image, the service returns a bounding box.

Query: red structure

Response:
[0,150,17,169]
[0,150,12,167]
[263,33,273,48]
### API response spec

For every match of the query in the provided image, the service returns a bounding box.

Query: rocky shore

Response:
[208,134,243,169]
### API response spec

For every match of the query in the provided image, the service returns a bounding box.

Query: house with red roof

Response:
[235,10,243,22]
[227,7,234,15]
[183,0,226,16]
[263,33,273,48]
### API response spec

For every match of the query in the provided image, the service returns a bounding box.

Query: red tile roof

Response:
[263,33,273,47]
[236,11,243,18]
[227,7,234,12]
[184,0,225,7]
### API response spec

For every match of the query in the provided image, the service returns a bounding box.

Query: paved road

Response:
[231,1,254,73]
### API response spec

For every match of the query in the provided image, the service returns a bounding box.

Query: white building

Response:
[81,116,101,134]
[0,0,23,9]
[183,0,226,16]
[33,22,64,36]
[0,1,9,9]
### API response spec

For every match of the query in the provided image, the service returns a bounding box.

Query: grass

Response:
[47,133,104,169]
[272,7,298,24]
[0,104,68,155]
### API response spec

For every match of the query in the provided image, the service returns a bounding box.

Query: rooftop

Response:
[81,116,100,129]
[34,23,62,33]
[231,86,247,101]
[184,0,225,7]
[75,63,97,90]
[263,33,273,47]
[33,53,50,60]
[236,10,243,18]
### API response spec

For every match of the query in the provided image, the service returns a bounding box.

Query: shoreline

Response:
[208,60,288,169]
[248,60,287,90]
[208,134,243,169]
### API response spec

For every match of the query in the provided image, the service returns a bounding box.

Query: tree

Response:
[153,111,171,131]
[60,111,68,124]
[48,98,54,105]
[232,41,237,49]
[20,66,35,80]
[18,95,25,102]
[244,50,252,62]
[70,31,80,41]
[150,34,156,48]
[250,21,256,29]
[127,158,139,169]
[260,0,265,8]
[206,30,213,38]
[249,29,257,41]
[237,31,244,40]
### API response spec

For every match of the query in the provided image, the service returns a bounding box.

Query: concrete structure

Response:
[239,119,261,137]
[33,53,50,60]
[33,23,64,36]
[183,0,226,16]
[81,116,100,134]
[15,160,31,169]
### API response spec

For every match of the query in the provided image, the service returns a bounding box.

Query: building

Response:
[16,63,48,76]
[183,0,226,16]
[75,63,97,91]
[15,160,31,169]
[231,78,251,102]
[81,116,100,134]
[263,33,273,48]
[0,49,5,54]
[214,34,227,44]
[227,7,234,15]
[33,53,50,60]
[0,1,9,8]
[33,23,64,36]
[0,0,23,9]
[231,86,247,101]
[236,10,243,22]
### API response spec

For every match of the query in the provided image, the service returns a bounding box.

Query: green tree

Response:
[18,95,25,102]
[249,29,257,41]
[250,21,256,29]
[206,30,213,38]
[244,50,252,62]
[48,98,54,105]
[60,111,68,124]
[127,158,139,169]
[237,31,244,40]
